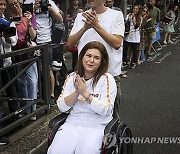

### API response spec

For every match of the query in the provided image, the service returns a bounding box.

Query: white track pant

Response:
[47,123,104,154]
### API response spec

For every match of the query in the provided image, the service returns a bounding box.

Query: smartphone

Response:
[22,3,33,15]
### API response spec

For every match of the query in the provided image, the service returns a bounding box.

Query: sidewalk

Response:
[0,106,60,154]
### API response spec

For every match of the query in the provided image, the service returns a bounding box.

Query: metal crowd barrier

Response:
[0,44,51,136]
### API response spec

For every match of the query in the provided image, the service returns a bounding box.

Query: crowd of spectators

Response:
[121,0,179,74]
[0,0,179,146]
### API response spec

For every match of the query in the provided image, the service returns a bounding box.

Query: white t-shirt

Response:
[24,0,59,44]
[124,14,140,43]
[57,72,117,129]
[70,8,125,76]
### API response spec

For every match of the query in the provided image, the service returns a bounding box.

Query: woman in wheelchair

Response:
[47,41,117,154]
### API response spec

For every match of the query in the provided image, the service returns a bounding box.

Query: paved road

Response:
[120,33,180,154]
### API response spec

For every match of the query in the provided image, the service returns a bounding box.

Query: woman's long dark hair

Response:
[133,3,141,28]
[76,41,109,88]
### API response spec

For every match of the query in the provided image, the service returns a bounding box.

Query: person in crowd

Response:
[24,0,63,106]
[105,0,122,11]
[105,0,127,78]
[52,0,67,88]
[0,0,18,145]
[138,6,155,64]
[66,0,84,71]
[52,0,65,44]
[148,0,160,28]
[155,0,162,10]
[146,0,160,57]
[66,0,83,30]
[67,0,124,119]
[47,41,117,154]
[8,0,38,120]
[123,3,141,69]
[163,4,178,44]
[137,7,147,65]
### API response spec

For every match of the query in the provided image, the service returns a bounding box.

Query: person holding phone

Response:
[24,0,63,106]
[8,0,38,120]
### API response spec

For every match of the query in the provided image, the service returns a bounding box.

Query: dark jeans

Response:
[113,76,121,119]
[123,41,139,63]
[1,68,19,113]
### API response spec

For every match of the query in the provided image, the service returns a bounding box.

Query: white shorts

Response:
[47,123,104,154]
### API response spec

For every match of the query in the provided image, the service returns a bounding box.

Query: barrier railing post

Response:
[41,44,51,113]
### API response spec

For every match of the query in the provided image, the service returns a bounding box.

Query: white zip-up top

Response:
[57,72,117,129]
[0,17,18,67]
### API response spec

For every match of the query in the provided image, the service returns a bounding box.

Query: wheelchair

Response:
[48,112,133,154]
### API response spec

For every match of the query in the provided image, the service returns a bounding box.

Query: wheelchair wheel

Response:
[48,113,69,147]
[103,121,133,154]
[117,122,133,154]
[48,124,60,146]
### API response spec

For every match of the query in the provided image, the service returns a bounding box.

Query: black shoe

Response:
[122,62,128,68]
[51,96,56,107]
[0,137,9,146]
[130,63,136,69]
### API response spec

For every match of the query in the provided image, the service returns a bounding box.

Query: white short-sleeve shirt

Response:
[70,8,125,76]
[124,14,140,43]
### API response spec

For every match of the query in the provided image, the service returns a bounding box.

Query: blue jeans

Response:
[140,50,146,62]
[17,62,38,115]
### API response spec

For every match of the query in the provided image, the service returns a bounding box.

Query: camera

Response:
[40,0,51,13]
[0,17,21,37]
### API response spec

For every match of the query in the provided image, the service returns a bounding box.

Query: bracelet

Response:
[85,93,91,101]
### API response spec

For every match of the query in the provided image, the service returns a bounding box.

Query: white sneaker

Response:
[163,41,167,44]
[30,116,37,121]
[0,137,9,145]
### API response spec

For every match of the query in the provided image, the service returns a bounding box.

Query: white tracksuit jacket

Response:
[57,72,117,129]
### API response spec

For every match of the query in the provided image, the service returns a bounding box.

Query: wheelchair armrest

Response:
[48,112,69,129]
[104,118,119,135]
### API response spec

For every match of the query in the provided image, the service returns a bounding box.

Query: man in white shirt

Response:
[24,0,63,105]
[67,0,125,118]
